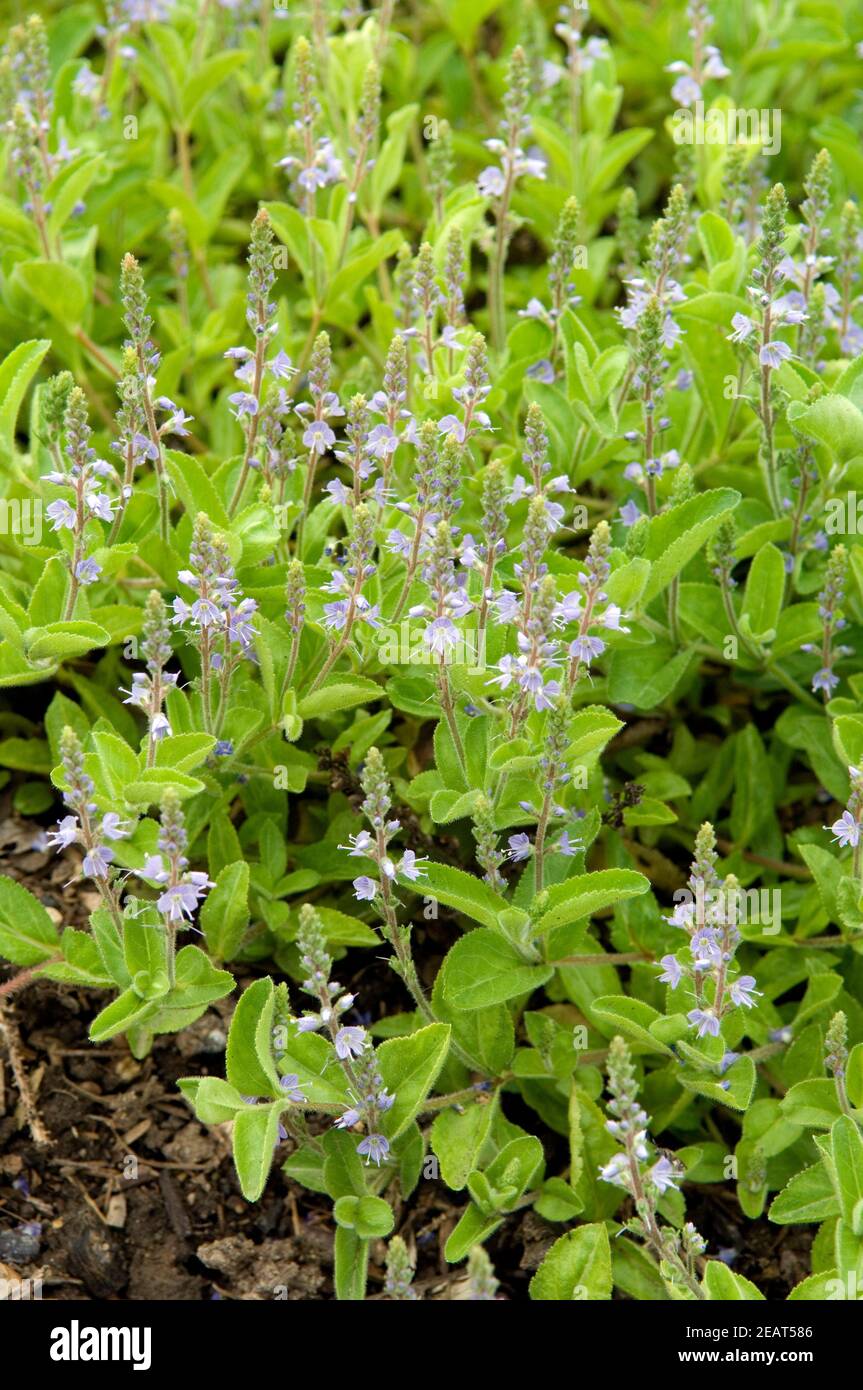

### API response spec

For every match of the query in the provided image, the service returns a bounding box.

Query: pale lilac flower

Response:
[357,1133,390,1165]
[75,558,101,584]
[425,616,458,655]
[825,810,859,848]
[340,831,374,857]
[140,854,169,880]
[688,1007,721,1038]
[82,845,113,878]
[477,166,506,198]
[568,635,605,664]
[691,926,723,970]
[759,341,792,369]
[269,350,295,380]
[100,813,130,840]
[334,1026,366,1060]
[658,954,683,989]
[670,72,701,107]
[85,491,115,522]
[46,815,80,850]
[437,414,466,443]
[303,420,336,454]
[353,875,377,901]
[649,1156,679,1193]
[157,877,211,921]
[727,313,754,344]
[812,667,840,695]
[279,1073,306,1102]
[46,499,76,531]
[729,975,761,1009]
[398,850,427,881]
[229,391,258,418]
[334,1106,362,1129]
[599,1153,630,1189]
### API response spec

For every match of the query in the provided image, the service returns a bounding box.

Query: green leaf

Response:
[123,768,206,804]
[288,906,378,949]
[124,917,169,999]
[769,1161,841,1225]
[606,639,698,709]
[702,1261,765,1301]
[232,1101,282,1201]
[833,714,863,769]
[444,1202,503,1263]
[324,230,403,310]
[333,1195,394,1239]
[441,930,552,1009]
[529,1223,612,1300]
[89,907,129,988]
[200,860,250,961]
[780,1078,844,1129]
[12,260,87,326]
[181,50,247,122]
[407,861,508,928]
[431,1094,498,1189]
[368,105,419,215]
[88,987,159,1042]
[786,1270,846,1301]
[798,844,843,924]
[181,1076,248,1124]
[0,876,60,966]
[790,393,863,466]
[322,1128,367,1198]
[847,1044,863,1109]
[26,622,111,662]
[469,1135,545,1218]
[91,729,140,799]
[165,450,229,527]
[225,977,282,1099]
[333,1226,369,1301]
[729,724,772,849]
[590,994,675,1056]
[153,733,216,771]
[535,869,650,934]
[207,810,243,876]
[829,1115,863,1233]
[0,738,52,774]
[297,676,383,718]
[642,489,741,600]
[432,976,515,1075]
[676,1055,756,1112]
[741,543,785,641]
[47,154,105,239]
[377,1022,451,1138]
[0,339,51,460]
[168,945,233,1009]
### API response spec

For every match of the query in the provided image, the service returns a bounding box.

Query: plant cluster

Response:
[1,0,863,1302]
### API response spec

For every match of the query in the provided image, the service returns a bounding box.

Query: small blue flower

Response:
[357,1133,390,1166]
[334,1026,366,1060]
[279,1073,306,1102]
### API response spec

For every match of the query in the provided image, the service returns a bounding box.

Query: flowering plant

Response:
[0,0,863,1306]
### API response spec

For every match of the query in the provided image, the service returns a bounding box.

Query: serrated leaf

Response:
[0,876,60,966]
[529,1223,612,1301]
